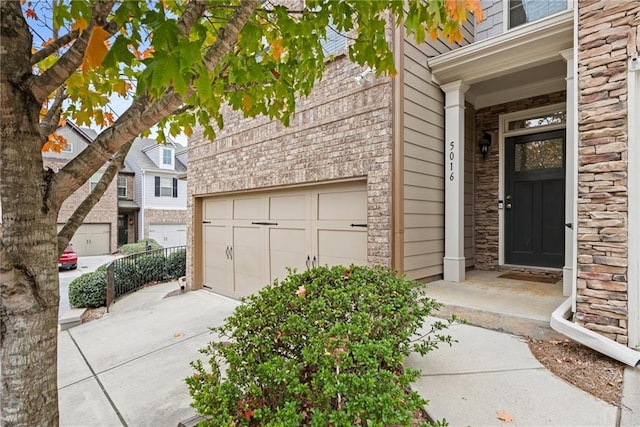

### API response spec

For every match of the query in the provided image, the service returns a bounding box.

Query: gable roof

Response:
[126,138,187,174]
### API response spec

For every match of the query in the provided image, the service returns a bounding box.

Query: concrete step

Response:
[421,269,567,340]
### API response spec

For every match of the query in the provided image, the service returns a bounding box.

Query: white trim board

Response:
[628,53,640,349]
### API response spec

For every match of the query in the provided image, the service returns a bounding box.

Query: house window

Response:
[90,172,103,192]
[162,148,173,165]
[508,111,566,130]
[321,21,346,56]
[117,176,127,197]
[508,0,567,29]
[155,176,178,198]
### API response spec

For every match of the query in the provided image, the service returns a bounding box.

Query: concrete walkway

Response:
[58,282,639,426]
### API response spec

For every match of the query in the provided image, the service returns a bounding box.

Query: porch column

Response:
[561,48,577,299]
[442,80,469,282]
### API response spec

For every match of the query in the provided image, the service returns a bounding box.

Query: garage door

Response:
[149,223,187,248]
[202,181,367,298]
[59,223,111,256]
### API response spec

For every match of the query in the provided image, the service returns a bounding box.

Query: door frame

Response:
[498,103,567,267]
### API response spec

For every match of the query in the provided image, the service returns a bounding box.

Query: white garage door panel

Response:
[149,223,186,248]
[204,199,230,220]
[234,198,263,220]
[269,194,309,220]
[203,225,230,294]
[269,227,309,283]
[60,223,110,256]
[317,229,367,267]
[233,226,265,297]
[317,188,367,220]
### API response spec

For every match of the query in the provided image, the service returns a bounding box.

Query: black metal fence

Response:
[106,245,186,310]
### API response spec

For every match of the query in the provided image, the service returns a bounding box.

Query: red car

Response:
[58,245,78,270]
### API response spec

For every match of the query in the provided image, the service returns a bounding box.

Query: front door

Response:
[118,215,128,247]
[505,129,565,268]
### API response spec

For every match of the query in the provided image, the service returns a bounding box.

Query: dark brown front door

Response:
[505,129,565,268]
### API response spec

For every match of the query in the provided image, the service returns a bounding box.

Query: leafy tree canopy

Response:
[27,0,481,148]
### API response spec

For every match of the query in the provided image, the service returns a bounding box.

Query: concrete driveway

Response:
[57,282,240,426]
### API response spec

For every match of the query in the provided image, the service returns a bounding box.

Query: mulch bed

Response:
[528,338,624,406]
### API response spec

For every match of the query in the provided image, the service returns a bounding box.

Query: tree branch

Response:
[39,88,67,141]
[28,1,118,104]
[56,139,133,255]
[51,0,261,206]
[30,30,78,65]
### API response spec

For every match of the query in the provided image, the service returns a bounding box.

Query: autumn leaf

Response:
[296,286,306,298]
[496,410,514,423]
[25,8,38,19]
[269,37,284,61]
[71,17,88,34]
[42,133,68,153]
[82,26,111,73]
[241,95,253,113]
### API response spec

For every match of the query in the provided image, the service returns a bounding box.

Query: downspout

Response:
[550,5,640,368]
[551,299,640,367]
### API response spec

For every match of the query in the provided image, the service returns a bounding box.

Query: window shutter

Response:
[172,178,178,198]
[155,176,160,197]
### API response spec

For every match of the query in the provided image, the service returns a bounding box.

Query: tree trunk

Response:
[1,2,61,425]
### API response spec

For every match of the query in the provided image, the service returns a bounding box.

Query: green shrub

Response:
[112,260,141,294]
[166,249,186,278]
[135,254,167,283]
[119,238,163,255]
[68,271,107,308]
[186,265,455,426]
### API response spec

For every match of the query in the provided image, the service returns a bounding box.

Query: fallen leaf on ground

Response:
[173,332,183,339]
[496,410,514,423]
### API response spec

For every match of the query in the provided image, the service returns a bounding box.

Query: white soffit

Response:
[429,10,573,86]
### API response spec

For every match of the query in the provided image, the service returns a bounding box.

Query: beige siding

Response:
[402,37,446,281]
[401,24,474,281]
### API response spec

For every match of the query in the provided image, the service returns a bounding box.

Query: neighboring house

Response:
[188,1,639,356]
[125,138,188,248]
[117,160,139,247]
[46,123,118,256]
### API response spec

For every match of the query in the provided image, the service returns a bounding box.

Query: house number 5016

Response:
[449,141,455,182]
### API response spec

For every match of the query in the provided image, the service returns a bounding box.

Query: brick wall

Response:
[474,91,567,270]
[576,0,639,344]
[47,158,118,253]
[187,55,394,285]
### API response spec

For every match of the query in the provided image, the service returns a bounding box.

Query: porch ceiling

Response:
[429,10,573,109]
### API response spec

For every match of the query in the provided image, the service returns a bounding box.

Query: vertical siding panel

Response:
[402,39,445,281]
[402,19,475,280]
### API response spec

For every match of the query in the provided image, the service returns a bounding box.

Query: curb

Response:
[58,308,86,331]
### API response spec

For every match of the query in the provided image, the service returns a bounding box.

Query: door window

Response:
[514,138,564,171]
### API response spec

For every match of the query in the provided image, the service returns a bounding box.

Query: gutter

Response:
[550,298,640,367]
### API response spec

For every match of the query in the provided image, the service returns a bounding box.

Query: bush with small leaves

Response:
[135,254,167,283]
[112,260,141,294]
[186,265,456,426]
[68,270,107,308]
[166,249,186,279]
[119,238,163,255]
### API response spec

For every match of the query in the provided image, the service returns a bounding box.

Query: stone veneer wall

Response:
[576,0,639,344]
[473,91,566,270]
[187,55,394,286]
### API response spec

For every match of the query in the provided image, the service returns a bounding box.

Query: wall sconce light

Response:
[479,133,492,160]
[355,67,376,86]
